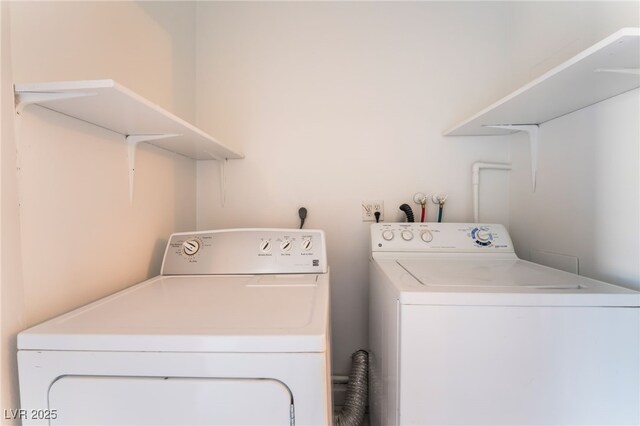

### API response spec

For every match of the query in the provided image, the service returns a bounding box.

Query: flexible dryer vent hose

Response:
[334,350,369,426]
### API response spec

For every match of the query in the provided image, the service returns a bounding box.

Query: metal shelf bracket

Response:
[486,124,539,191]
[126,134,179,204]
[15,91,96,115]
[594,67,640,75]
[203,150,228,207]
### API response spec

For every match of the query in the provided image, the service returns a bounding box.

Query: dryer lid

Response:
[18,274,329,353]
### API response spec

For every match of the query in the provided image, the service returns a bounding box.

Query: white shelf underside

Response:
[14,79,242,204]
[14,79,242,161]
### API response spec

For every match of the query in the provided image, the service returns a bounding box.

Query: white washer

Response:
[369,223,639,426]
[18,228,332,426]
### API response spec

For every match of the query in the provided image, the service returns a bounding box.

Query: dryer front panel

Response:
[49,376,292,425]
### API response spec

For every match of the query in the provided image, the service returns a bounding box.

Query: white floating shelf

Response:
[445,28,640,136]
[14,79,242,204]
[14,79,243,160]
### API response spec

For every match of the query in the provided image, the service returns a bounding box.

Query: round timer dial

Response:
[471,227,493,247]
[182,239,201,256]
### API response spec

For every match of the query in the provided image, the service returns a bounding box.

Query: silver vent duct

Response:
[334,350,369,426]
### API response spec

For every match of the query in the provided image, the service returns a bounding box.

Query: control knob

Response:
[280,239,292,252]
[301,239,313,251]
[382,230,394,241]
[420,230,433,243]
[475,229,492,243]
[259,240,272,253]
[471,227,493,247]
[182,239,200,256]
[401,230,414,241]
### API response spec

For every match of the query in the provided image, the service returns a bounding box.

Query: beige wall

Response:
[1,1,24,419]
[1,1,198,418]
[10,1,196,121]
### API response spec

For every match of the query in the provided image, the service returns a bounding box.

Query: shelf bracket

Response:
[126,134,179,205]
[15,91,97,115]
[486,124,539,191]
[594,68,640,75]
[204,150,228,207]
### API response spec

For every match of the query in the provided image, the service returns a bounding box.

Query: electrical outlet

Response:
[362,200,384,222]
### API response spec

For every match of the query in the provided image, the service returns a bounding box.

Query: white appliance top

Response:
[19,229,330,353]
[18,274,329,352]
[371,223,640,306]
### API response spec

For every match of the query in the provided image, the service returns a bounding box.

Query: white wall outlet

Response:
[362,200,384,222]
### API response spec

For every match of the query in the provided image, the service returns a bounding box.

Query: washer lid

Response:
[385,258,639,306]
[18,274,329,353]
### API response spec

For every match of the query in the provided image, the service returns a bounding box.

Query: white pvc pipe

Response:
[472,162,512,223]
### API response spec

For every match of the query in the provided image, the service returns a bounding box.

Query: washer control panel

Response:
[162,228,327,275]
[371,223,514,253]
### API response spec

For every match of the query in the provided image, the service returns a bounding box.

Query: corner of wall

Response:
[1,1,26,421]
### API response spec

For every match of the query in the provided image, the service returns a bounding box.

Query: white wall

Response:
[195,2,514,374]
[504,2,640,289]
[509,90,639,288]
[2,1,198,417]
[506,2,640,90]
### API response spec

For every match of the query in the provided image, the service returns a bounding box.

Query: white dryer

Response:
[369,223,639,426]
[18,228,332,426]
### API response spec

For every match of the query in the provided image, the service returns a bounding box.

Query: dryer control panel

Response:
[161,229,327,275]
[371,223,514,253]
